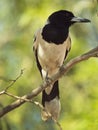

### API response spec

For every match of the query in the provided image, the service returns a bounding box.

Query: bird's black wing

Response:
[33,31,42,76]
[64,36,71,60]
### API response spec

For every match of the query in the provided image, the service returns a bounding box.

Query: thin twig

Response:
[0,69,24,96]
[53,118,63,130]
[5,69,24,91]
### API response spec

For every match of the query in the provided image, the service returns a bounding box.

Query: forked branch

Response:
[0,46,98,118]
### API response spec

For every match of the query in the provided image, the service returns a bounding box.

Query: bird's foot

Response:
[45,72,53,85]
[57,65,65,72]
[59,65,65,72]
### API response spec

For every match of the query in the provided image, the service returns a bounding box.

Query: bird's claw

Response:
[45,72,53,84]
[45,76,53,85]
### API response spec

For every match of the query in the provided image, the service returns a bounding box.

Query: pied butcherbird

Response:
[33,10,90,121]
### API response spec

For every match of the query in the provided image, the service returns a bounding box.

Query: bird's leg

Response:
[57,65,65,73]
[42,69,53,84]
[43,70,53,95]
[45,71,53,84]
[59,65,65,72]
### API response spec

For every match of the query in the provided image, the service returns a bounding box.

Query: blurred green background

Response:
[0,0,98,130]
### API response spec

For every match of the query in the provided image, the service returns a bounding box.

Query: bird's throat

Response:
[42,24,69,44]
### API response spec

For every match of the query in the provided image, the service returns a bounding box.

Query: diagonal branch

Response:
[0,46,98,118]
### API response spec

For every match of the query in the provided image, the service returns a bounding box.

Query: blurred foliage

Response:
[0,0,98,130]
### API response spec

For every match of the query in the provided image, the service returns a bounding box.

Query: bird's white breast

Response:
[38,35,71,76]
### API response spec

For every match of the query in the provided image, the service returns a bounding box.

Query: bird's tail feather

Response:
[41,80,61,121]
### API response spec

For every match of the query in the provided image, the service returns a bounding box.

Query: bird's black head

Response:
[48,10,90,27]
[42,10,90,44]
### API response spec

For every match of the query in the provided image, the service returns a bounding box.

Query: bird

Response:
[33,10,90,121]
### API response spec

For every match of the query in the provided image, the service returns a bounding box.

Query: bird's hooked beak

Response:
[71,16,91,23]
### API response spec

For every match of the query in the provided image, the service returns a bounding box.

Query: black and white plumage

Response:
[33,10,90,121]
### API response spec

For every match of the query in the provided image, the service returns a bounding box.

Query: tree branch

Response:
[0,46,98,118]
